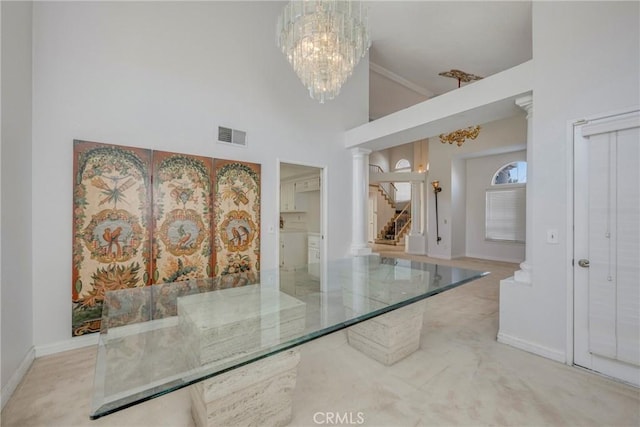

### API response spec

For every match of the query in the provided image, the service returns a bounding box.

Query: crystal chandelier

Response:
[276,0,371,103]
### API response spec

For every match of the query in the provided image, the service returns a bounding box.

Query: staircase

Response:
[374,206,411,246]
[369,164,411,246]
[376,186,395,210]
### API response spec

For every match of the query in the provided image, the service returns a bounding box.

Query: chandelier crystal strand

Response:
[277,0,370,103]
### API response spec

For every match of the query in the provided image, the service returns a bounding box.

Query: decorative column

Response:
[514,95,533,283]
[406,178,427,254]
[351,147,372,256]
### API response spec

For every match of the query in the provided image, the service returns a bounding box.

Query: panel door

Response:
[574,110,640,386]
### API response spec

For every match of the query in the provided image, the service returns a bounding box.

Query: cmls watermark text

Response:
[313,412,365,425]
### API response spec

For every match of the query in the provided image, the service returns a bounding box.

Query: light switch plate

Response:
[547,229,559,244]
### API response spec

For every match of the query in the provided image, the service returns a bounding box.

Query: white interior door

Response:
[574,110,640,386]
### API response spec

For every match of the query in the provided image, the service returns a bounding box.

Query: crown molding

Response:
[370,62,433,98]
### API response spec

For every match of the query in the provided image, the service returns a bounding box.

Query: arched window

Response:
[486,161,527,242]
[395,159,411,170]
[394,159,411,202]
[492,161,527,185]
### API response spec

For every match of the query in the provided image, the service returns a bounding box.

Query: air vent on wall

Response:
[218,126,247,147]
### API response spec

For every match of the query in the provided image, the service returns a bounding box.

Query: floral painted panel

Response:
[152,151,214,284]
[213,160,261,283]
[72,141,152,337]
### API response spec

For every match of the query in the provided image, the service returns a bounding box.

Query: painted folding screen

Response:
[72,141,152,336]
[152,151,214,283]
[213,160,261,283]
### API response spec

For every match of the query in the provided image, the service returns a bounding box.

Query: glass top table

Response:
[90,255,488,419]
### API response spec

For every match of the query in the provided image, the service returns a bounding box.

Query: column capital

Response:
[351,147,372,157]
[515,95,533,117]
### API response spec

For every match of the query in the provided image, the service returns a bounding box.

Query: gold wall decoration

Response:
[436,69,483,148]
[438,69,483,88]
[439,125,481,147]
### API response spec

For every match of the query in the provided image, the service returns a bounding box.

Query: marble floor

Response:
[2,248,639,426]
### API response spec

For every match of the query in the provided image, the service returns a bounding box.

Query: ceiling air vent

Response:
[218,126,247,147]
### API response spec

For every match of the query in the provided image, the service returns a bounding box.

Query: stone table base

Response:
[190,349,301,427]
[347,301,426,365]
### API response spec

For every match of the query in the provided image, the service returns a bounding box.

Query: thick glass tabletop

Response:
[90,255,487,419]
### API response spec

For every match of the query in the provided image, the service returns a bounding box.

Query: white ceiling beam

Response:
[347,60,534,151]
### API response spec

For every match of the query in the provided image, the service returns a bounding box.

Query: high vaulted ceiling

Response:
[367,1,532,119]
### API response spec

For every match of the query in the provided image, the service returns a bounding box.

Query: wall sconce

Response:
[432,181,442,244]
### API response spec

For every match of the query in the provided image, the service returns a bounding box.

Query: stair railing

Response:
[393,201,411,241]
[396,218,412,242]
[369,164,398,204]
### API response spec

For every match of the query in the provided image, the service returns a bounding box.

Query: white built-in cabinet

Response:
[296,176,320,193]
[280,182,296,212]
[307,233,321,277]
[280,175,321,212]
[280,230,306,269]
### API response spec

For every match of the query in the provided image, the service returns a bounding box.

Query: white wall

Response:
[451,158,466,258]
[500,1,640,359]
[1,0,34,404]
[412,139,428,172]
[389,143,413,170]
[30,2,368,348]
[369,69,428,121]
[369,149,389,172]
[466,151,526,263]
[428,114,527,259]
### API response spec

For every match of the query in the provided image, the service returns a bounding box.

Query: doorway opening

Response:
[278,161,325,295]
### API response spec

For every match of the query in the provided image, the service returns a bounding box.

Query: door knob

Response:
[578,259,590,268]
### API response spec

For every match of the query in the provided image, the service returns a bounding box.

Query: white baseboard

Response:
[500,276,533,288]
[497,331,566,363]
[425,253,451,260]
[3,336,100,410]
[1,346,35,410]
[35,334,98,358]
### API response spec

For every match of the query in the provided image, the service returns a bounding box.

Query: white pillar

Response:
[514,95,533,283]
[351,148,372,256]
[409,181,421,235]
[406,178,427,254]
